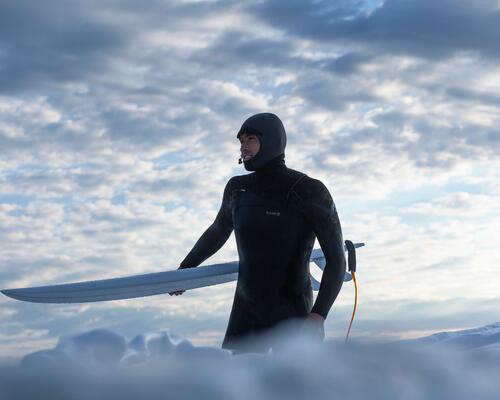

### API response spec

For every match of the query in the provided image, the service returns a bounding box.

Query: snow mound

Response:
[21,329,231,369]
[0,324,499,400]
[406,322,500,351]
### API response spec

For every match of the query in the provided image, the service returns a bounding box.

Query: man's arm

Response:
[308,180,346,320]
[169,179,234,296]
[178,179,234,269]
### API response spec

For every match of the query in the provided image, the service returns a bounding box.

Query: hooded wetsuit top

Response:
[179,113,346,351]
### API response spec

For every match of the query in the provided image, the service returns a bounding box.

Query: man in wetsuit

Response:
[171,113,346,352]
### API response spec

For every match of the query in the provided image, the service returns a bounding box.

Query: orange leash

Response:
[344,271,357,343]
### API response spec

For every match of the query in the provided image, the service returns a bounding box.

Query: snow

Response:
[1,323,499,400]
[402,322,500,350]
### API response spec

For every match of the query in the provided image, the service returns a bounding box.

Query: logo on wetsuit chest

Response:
[266,211,281,217]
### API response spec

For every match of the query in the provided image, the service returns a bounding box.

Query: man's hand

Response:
[168,290,185,296]
[301,312,325,341]
[306,312,325,323]
[169,266,187,296]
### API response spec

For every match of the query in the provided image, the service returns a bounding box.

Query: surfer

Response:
[171,113,346,352]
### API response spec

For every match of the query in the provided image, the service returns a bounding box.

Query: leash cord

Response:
[345,271,357,343]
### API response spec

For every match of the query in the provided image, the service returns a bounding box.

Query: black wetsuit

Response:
[179,113,346,352]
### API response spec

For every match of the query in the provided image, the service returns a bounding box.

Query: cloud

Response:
[0,0,126,93]
[0,284,235,357]
[401,192,500,218]
[249,0,500,60]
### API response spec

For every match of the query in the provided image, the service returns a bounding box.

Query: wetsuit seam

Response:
[285,173,307,203]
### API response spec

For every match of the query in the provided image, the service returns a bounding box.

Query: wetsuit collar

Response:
[254,154,286,176]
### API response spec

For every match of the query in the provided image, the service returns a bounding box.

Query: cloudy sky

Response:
[1,0,499,357]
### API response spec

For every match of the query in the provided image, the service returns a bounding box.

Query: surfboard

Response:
[1,243,364,303]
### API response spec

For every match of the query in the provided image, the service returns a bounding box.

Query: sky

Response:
[0,0,499,358]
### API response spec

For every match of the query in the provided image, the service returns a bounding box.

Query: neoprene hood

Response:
[237,113,287,171]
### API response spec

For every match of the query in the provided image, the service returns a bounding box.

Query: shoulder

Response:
[285,168,306,180]
[227,173,254,186]
[293,173,332,201]
[224,173,254,191]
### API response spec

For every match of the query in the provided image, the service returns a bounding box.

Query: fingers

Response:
[168,290,185,296]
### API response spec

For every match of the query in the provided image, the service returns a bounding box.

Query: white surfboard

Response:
[1,243,364,303]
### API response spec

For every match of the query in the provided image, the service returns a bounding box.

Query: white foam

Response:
[0,323,499,400]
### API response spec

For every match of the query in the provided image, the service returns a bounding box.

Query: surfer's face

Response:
[239,133,261,162]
